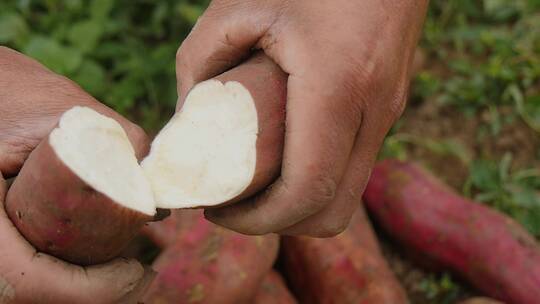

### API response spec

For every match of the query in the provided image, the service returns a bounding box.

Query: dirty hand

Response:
[0,46,152,304]
[176,0,429,237]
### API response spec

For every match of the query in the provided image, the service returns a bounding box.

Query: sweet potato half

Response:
[143,210,279,304]
[282,207,409,304]
[364,159,540,304]
[6,107,156,265]
[142,52,287,209]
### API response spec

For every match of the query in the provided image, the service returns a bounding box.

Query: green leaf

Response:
[513,208,540,236]
[72,59,106,96]
[483,0,521,21]
[510,186,540,208]
[498,152,513,182]
[176,3,204,25]
[67,19,104,53]
[23,36,82,75]
[521,95,540,132]
[64,0,83,12]
[469,159,499,191]
[0,12,28,44]
[105,76,143,113]
[90,0,114,20]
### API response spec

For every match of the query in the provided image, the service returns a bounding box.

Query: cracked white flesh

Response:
[142,80,258,208]
[49,106,156,216]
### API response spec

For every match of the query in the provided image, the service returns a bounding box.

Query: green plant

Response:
[415,0,540,135]
[0,0,210,132]
[419,273,464,304]
[464,153,540,236]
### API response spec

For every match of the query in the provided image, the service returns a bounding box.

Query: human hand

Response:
[0,47,153,303]
[0,46,149,177]
[175,0,429,237]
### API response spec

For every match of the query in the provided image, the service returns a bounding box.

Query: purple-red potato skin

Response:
[5,137,152,266]
[253,271,297,304]
[143,210,279,304]
[458,298,505,304]
[209,52,287,205]
[142,210,200,248]
[282,207,408,304]
[364,159,540,304]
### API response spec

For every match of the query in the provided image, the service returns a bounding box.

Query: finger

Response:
[279,111,390,237]
[278,67,409,237]
[0,174,151,304]
[279,77,409,237]
[117,265,156,304]
[205,57,364,234]
[175,0,281,109]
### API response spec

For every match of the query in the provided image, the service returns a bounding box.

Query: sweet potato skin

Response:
[212,52,287,205]
[458,298,504,304]
[143,210,279,304]
[141,209,198,248]
[282,207,408,304]
[364,159,540,304]
[5,137,151,266]
[253,271,297,304]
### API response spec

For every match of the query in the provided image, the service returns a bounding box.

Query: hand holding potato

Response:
[176,0,429,236]
[0,47,152,303]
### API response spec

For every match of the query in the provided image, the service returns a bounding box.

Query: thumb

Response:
[83,259,156,304]
[0,172,153,304]
[117,265,156,304]
[175,0,280,110]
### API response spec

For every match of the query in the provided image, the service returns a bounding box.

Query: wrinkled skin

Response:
[0,47,153,303]
[176,0,429,237]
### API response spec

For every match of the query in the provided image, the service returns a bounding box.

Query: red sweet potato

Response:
[142,52,287,209]
[143,210,279,304]
[253,271,297,304]
[212,52,287,204]
[458,298,505,304]
[141,209,199,249]
[5,107,155,265]
[282,206,409,304]
[364,159,540,304]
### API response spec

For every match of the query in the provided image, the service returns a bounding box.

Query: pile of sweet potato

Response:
[136,159,540,304]
[140,207,407,304]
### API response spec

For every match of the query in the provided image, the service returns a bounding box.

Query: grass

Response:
[0,0,209,131]
[385,0,540,235]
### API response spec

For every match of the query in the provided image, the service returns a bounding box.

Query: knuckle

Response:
[303,173,337,209]
[388,85,408,120]
[312,218,351,238]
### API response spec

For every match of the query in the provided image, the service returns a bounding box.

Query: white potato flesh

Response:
[142,80,258,208]
[50,106,156,216]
